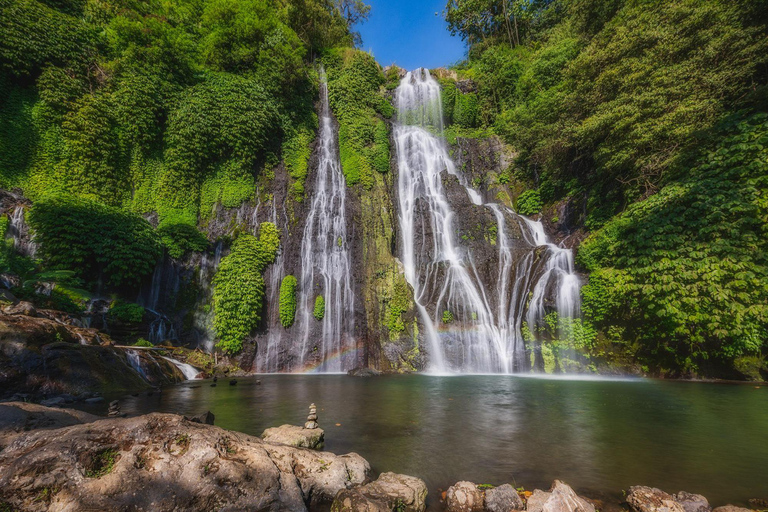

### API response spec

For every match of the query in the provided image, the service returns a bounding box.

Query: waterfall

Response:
[256,201,287,373]
[161,356,201,380]
[6,206,37,258]
[394,69,581,373]
[295,67,356,373]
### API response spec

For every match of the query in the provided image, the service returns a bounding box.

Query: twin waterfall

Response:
[393,69,580,373]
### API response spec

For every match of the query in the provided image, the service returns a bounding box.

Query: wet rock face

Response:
[0,410,370,512]
[332,471,428,512]
[0,313,183,398]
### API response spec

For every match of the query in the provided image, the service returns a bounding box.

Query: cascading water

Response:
[160,356,201,380]
[295,67,356,372]
[394,68,581,373]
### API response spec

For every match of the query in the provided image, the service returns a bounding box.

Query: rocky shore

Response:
[0,402,763,512]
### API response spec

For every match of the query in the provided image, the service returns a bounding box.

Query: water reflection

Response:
[103,375,767,509]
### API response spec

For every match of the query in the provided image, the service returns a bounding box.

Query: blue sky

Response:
[356,0,467,70]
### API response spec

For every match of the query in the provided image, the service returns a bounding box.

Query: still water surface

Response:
[99,375,768,507]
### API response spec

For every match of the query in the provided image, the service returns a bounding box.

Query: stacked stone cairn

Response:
[108,400,121,417]
[304,403,318,429]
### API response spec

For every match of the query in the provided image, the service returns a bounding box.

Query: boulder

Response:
[0,410,370,511]
[712,507,753,512]
[674,492,711,512]
[445,481,484,512]
[627,487,686,512]
[0,313,184,399]
[485,484,524,512]
[185,411,215,425]
[0,401,99,450]
[262,424,325,450]
[527,490,553,512]
[2,300,37,317]
[332,472,428,512]
[527,481,595,512]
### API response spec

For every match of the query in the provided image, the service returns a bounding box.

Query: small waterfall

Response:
[126,349,147,378]
[394,69,581,373]
[295,67,356,372]
[193,241,223,352]
[523,218,582,331]
[6,205,37,258]
[161,356,200,380]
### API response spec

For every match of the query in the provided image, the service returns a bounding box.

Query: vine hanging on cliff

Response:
[279,275,298,328]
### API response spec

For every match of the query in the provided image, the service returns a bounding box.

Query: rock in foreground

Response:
[332,471,428,512]
[0,409,369,511]
[0,401,98,450]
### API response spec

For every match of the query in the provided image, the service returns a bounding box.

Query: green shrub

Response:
[313,294,325,321]
[133,338,153,347]
[28,195,162,288]
[577,113,768,366]
[516,189,542,216]
[157,223,209,259]
[325,49,391,189]
[442,310,453,324]
[212,223,279,353]
[279,275,298,328]
[109,300,145,323]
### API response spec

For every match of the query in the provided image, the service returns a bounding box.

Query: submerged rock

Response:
[485,484,524,512]
[332,471,428,512]
[0,408,370,511]
[445,481,485,512]
[262,424,325,450]
[348,367,383,377]
[627,486,686,512]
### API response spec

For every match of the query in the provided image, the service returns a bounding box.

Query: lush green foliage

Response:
[325,48,392,188]
[212,222,279,353]
[578,114,768,370]
[279,275,298,327]
[28,196,162,288]
[133,338,154,347]
[157,223,209,259]
[313,294,325,321]
[515,189,542,216]
[109,300,145,323]
[446,0,768,375]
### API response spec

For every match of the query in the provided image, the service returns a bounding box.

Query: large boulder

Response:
[445,481,485,512]
[712,507,753,512]
[262,424,325,450]
[674,492,711,512]
[527,481,595,512]
[627,487,686,512]
[0,402,99,450]
[332,472,428,512]
[0,411,370,511]
[485,484,524,512]
[0,313,183,398]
